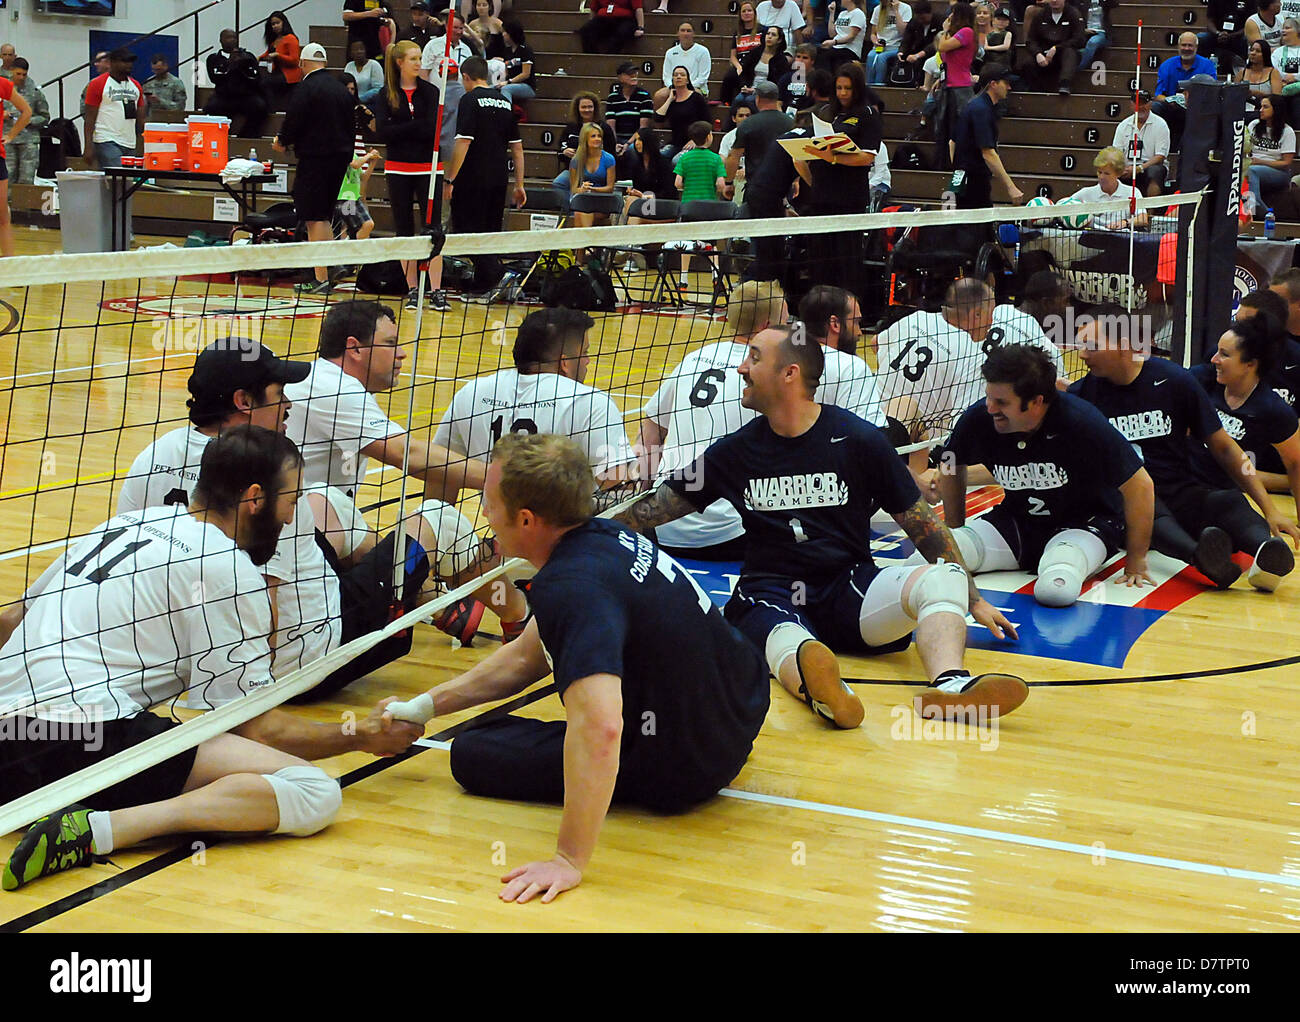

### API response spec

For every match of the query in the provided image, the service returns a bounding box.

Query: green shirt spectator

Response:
[674,142,726,201]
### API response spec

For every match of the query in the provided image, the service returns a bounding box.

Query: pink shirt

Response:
[945,27,975,88]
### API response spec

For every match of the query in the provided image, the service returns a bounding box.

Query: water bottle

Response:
[249,146,258,163]
[1266,208,1276,240]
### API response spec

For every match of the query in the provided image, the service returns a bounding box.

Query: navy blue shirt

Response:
[946,392,1143,523]
[526,518,768,797]
[1190,364,1298,477]
[953,92,999,183]
[667,404,921,585]
[1069,358,1223,494]
[1268,338,1300,413]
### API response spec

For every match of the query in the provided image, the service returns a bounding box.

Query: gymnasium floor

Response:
[1,227,1298,933]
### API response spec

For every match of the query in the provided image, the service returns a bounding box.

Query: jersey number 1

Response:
[489,415,539,443]
[67,527,152,584]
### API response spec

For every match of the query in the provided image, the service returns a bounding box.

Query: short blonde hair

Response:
[492,433,594,526]
[1094,146,1126,173]
[726,279,786,337]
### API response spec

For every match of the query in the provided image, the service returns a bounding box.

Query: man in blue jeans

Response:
[82,48,145,169]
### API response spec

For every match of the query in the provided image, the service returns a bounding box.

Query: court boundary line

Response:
[0,683,557,934]
[717,787,1300,890]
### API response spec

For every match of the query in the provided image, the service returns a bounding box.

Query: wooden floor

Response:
[2,226,1299,933]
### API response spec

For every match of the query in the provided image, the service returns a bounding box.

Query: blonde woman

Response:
[866,0,913,83]
[569,122,618,227]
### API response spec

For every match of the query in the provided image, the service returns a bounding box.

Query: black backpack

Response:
[538,254,616,312]
[356,260,409,296]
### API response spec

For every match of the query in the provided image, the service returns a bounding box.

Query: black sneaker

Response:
[1193,526,1241,589]
[428,289,451,312]
[404,288,421,310]
[3,805,97,891]
[1248,537,1295,592]
[294,278,333,296]
[433,597,485,646]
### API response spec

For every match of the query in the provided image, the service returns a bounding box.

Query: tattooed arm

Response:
[891,495,1018,641]
[613,483,696,532]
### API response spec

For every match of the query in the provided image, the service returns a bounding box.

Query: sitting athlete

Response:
[1071,309,1300,590]
[937,343,1157,607]
[616,324,1029,729]
[1190,316,1300,518]
[0,427,423,890]
[434,307,637,485]
[637,280,887,561]
[282,301,528,643]
[386,434,770,904]
[119,339,523,700]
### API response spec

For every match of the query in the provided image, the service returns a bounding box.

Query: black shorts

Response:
[293,531,432,702]
[293,153,352,223]
[980,503,1126,565]
[0,711,196,812]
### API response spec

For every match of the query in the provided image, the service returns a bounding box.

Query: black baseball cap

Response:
[979,62,1014,86]
[616,61,639,75]
[410,0,431,8]
[108,48,137,63]
[188,337,310,406]
[1135,88,1152,102]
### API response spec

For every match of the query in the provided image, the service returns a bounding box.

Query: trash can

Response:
[56,170,132,253]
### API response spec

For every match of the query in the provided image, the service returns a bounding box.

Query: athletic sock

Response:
[87,810,114,856]
[933,669,973,693]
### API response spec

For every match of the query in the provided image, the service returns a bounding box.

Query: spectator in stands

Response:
[820,0,869,73]
[1248,94,1295,215]
[725,80,792,190]
[1273,18,1300,121]
[1113,90,1170,196]
[0,68,29,257]
[143,54,187,112]
[1247,0,1285,48]
[1238,39,1282,122]
[654,66,710,157]
[83,49,145,170]
[620,127,678,223]
[722,3,765,102]
[80,51,112,120]
[1067,147,1150,229]
[951,62,1024,210]
[401,1,438,50]
[1202,0,1252,75]
[655,23,712,104]
[373,40,445,311]
[554,92,618,204]
[718,98,752,197]
[0,44,14,80]
[870,140,891,206]
[896,2,939,85]
[344,0,395,62]
[3,59,47,185]
[1022,0,1085,94]
[468,0,506,58]
[757,0,807,47]
[260,10,302,108]
[1076,0,1115,76]
[568,122,618,231]
[345,39,385,104]
[734,28,793,103]
[863,0,911,84]
[675,120,727,202]
[607,62,654,151]
[1154,33,1217,146]
[273,42,354,295]
[777,42,817,108]
[422,12,476,160]
[206,30,268,137]
[935,3,978,165]
[578,0,646,54]
[499,19,536,107]
[983,7,1015,68]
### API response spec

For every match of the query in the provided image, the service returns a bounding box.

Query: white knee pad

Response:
[417,499,482,579]
[306,484,372,557]
[1034,530,1106,608]
[950,525,986,572]
[906,561,970,622]
[765,620,815,679]
[265,765,342,837]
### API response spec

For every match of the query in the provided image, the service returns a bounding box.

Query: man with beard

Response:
[0,426,424,891]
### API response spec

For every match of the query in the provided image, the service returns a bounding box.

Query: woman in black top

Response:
[721,2,767,102]
[723,27,793,104]
[620,128,679,221]
[499,19,536,106]
[654,66,711,157]
[795,63,881,298]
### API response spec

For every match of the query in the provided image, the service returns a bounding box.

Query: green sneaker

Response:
[3,805,96,891]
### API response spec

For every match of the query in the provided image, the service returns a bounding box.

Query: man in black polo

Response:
[273,42,355,295]
[605,62,654,151]
[952,63,1025,212]
[444,56,527,301]
[400,0,438,51]
[724,79,793,186]
[204,29,268,138]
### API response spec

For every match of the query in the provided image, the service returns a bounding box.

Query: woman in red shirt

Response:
[0,74,32,257]
[261,10,302,107]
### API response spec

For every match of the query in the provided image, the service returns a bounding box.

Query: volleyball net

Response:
[0,190,1208,836]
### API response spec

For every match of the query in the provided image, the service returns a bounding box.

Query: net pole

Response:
[1127,19,1143,313]
[1182,189,1207,367]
